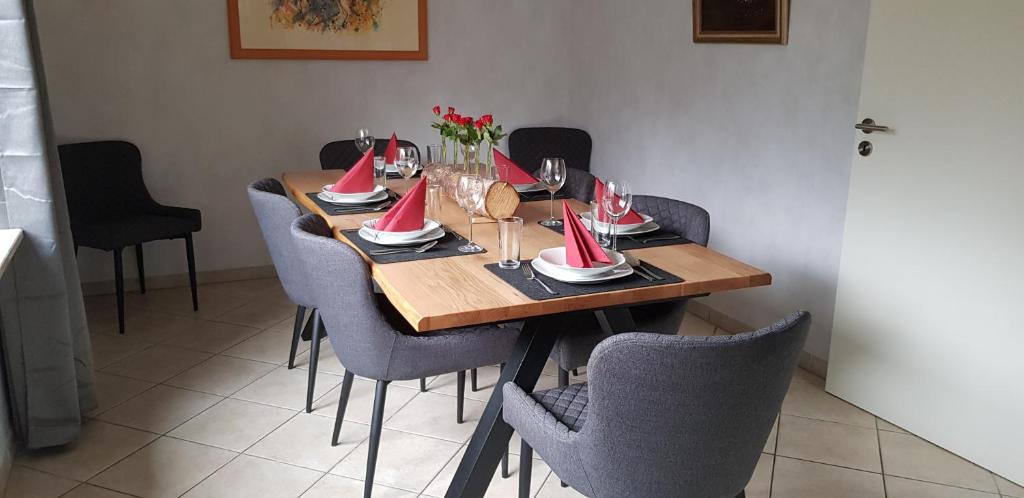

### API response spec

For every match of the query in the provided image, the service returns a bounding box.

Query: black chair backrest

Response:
[508,127,592,173]
[319,139,421,170]
[58,140,158,222]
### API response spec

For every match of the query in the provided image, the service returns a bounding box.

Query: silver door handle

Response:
[855,118,890,134]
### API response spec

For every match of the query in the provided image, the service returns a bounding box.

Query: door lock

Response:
[858,141,873,157]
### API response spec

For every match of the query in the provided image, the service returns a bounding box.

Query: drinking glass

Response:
[373,156,386,189]
[355,128,375,154]
[538,158,567,227]
[426,184,443,222]
[498,217,524,269]
[426,144,442,165]
[396,146,419,180]
[456,174,485,253]
[590,201,612,248]
[601,179,633,252]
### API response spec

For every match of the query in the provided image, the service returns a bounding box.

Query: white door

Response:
[827,0,1024,485]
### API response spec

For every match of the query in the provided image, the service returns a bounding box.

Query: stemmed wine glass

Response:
[355,128,375,154]
[601,179,633,252]
[396,146,419,180]
[456,174,486,253]
[538,158,567,227]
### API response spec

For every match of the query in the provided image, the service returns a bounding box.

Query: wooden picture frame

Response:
[227,0,428,60]
[692,0,789,45]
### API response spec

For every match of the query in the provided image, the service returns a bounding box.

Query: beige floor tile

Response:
[763,416,778,454]
[745,453,774,498]
[678,312,716,336]
[293,341,345,375]
[61,484,136,498]
[330,428,461,493]
[89,437,235,498]
[16,420,157,481]
[385,392,485,443]
[312,378,419,424]
[87,372,155,417]
[877,417,910,434]
[422,447,552,498]
[427,367,501,403]
[127,286,249,321]
[231,366,341,411]
[202,278,287,301]
[88,333,153,369]
[996,475,1024,497]
[165,355,277,396]
[781,377,876,429]
[182,454,321,498]
[100,344,212,383]
[535,473,587,497]
[94,310,206,344]
[776,415,881,472]
[214,295,296,329]
[222,328,308,365]
[791,367,826,387]
[880,431,999,493]
[169,398,295,451]
[96,385,222,433]
[160,319,261,353]
[246,412,369,471]
[2,465,79,498]
[885,475,999,497]
[771,456,884,498]
[301,474,418,498]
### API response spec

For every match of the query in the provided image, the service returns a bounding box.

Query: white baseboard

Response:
[81,265,278,296]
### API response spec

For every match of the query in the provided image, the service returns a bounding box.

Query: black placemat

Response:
[484,260,683,301]
[340,228,485,264]
[518,190,574,202]
[538,223,693,251]
[305,190,401,216]
[386,170,422,179]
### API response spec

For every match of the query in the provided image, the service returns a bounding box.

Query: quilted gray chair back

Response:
[632,195,710,246]
[289,214,400,379]
[530,167,596,203]
[580,312,810,497]
[247,178,314,308]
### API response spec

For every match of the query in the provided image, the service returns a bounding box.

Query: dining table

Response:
[282,168,771,498]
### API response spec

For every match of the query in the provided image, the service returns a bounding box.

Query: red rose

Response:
[481,114,493,125]
[474,119,484,130]
[464,117,474,126]
[432,105,441,116]
[447,106,456,115]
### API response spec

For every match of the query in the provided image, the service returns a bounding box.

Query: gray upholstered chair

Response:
[529,166,596,203]
[550,195,712,385]
[506,311,811,498]
[290,213,519,497]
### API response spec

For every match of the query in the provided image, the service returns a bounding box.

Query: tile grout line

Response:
[876,416,888,498]
[768,415,779,497]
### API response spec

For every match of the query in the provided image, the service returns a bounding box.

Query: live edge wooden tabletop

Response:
[282,169,771,332]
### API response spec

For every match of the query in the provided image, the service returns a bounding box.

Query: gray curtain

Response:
[0,0,95,448]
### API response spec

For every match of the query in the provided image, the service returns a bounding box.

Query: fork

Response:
[522,264,558,295]
[368,240,438,256]
[331,200,393,214]
[627,234,682,244]
[623,252,659,281]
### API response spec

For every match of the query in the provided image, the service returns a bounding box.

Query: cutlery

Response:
[637,259,664,280]
[627,234,682,244]
[522,264,558,295]
[623,253,661,281]
[330,200,393,214]
[368,240,438,256]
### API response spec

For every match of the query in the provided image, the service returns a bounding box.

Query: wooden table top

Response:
[282,169,771,332]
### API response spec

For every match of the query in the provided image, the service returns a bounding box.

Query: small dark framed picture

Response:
[692,0,790,45]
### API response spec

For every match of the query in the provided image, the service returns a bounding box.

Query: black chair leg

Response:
[365,380,389,498]
[134,243,146,294]
[332,370,355,446]
[113,247,125,335]
[288,306,306,369]
[419,378,427,392]
[519,440,533,498]
[736,491,746,498]
[501,441,510,478]
[306,310,323,413]
[558,368,569,388]
[456,370,466,424]
[470,368,478,392]
[572,368,578,376]
[184,233,198,311]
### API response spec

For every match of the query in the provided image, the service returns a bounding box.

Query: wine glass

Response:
[601,179,633,252]
[355,128,375,154]
[396,146,419,180]
[456,174,486,253]
[538,158,567,227]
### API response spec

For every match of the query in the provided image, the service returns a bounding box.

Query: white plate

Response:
[360,218,441,243]
[536,247,627,277]
[320,184,386,202]
[316,189,389,205]
[580,212,654,233]
[358,227,445,247]
[531,258,633,284]
[513,182,547,193]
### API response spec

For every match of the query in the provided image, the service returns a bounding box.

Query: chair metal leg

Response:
[288,306,306,369]
[300,309,315,341]
[572,368,578,376]
[456,370,466,424]
[332,370,355,446]
[519,440,533,498]
[113,247,125,335]
[184,233,198,311]
[306,310,323,413]
[558,368,569,388]
[501,441,510,479]
[736,491,746,498]
[420,378,427,392]
[134,243,146,294]
[365,380,390,498]
[471,368,479,392]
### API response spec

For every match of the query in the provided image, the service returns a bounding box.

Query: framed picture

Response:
[692,0,789,45]
[227,0,428,60]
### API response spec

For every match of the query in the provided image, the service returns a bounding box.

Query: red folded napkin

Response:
[493,149,540,185]
[594,178,644,224]
[383,132,398,165]
[563,201,612,268]
[330,149,375,193]
[375,177,427,232]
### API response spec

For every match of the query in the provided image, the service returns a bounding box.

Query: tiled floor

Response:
[7,278,1022,498]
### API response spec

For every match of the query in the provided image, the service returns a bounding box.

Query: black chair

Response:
[508,127,592,173]
[58,140,202,334]
[319,139,420,170]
